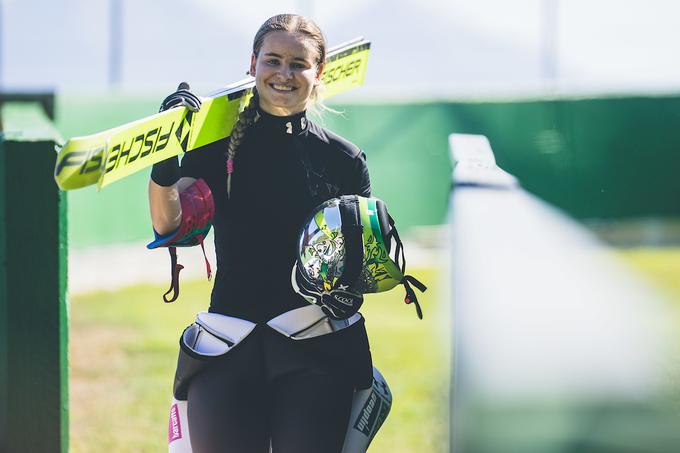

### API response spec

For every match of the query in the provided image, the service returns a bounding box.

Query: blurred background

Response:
[2,0,680,452]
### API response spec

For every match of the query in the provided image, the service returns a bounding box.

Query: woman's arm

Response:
[148,177,196,235]
[351,150,371,197]
[148,82,202,235]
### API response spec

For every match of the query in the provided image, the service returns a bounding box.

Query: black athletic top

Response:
[180,108,371,323]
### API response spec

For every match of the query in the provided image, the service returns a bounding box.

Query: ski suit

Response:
[176,108,374,453]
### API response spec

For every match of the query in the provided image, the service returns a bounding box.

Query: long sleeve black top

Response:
[180,108,371,323]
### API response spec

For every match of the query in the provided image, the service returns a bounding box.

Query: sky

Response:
[2,0,680,99]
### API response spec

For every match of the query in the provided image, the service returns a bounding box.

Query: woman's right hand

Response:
[158,82,202,113]
[149,82,201,234]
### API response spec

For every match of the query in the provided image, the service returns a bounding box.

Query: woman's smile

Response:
[250,31,323,116]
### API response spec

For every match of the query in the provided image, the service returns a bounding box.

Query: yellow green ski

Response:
[55,38,371,191]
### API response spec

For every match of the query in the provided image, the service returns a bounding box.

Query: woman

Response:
[149,14,374,453]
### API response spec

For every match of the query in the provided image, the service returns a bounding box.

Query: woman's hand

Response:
[158,82,202,113]
[149,82,201,234]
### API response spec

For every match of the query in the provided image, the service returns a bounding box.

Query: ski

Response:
[54,38,371,191]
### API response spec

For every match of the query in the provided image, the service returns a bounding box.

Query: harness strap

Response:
[198,236,212,281]
[163,247,184,303]
[162,239,212,303]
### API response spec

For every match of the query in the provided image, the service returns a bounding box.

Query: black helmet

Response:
[292,195,426,319]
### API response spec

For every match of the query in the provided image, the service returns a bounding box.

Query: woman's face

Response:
[250,31,323,116]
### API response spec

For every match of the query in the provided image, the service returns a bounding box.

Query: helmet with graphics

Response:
[292,195,426,320]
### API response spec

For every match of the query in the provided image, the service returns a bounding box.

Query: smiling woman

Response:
[146,13,381,453]
[251,31,324,116]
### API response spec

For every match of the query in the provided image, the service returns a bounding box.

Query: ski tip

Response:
[328,36,367,53]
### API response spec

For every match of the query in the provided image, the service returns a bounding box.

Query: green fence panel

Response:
[56,96,157,249]
[0,102,68,453]
[443,96,680,219]
[56,94,680,249]
[323,103,455,233]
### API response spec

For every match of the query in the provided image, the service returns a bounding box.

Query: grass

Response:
[615,247,680,301]
[69,247,680,452]
[69,267,449,452]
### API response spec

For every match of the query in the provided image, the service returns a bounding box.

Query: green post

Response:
[0,102,68,453]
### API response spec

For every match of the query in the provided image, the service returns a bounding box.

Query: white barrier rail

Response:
[449,134,680,453]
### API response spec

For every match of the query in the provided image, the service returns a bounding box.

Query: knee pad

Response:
[342,367,393,453]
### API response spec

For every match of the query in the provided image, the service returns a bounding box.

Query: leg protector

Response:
[168,398,192,453]
[169,312,256,453]
[342,367,393,453]
[173,312,256,400]
[266,304,362,340]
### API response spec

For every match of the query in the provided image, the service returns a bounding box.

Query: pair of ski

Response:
[54,38,371,191]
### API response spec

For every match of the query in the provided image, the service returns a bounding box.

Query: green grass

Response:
[69,247,680,452]
[617,247,680,364]
[69,267,449,452]
[616,247,680,301]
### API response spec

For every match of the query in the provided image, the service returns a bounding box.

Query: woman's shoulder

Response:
[180,137,228,179]
[182,137,228,163]
[306,121,362,159]
[198,137,229,155]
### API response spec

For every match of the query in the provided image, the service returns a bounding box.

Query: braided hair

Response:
[225,14,326,198]
[226,88,260,198]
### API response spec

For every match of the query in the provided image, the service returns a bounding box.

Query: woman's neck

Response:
[257,107,308,135]
[258,101,307,117]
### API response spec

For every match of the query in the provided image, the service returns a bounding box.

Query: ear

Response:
[315,62,325,83]
[249,54,257,77]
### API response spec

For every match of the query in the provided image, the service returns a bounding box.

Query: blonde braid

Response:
[226,88,260,198]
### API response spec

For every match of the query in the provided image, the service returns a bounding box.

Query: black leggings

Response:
[187,330,356,453]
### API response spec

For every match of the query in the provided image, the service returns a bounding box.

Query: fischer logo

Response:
[168,404,183,443]
[322,58,363,85]
[104,122,175,173]
[55,122,176,177]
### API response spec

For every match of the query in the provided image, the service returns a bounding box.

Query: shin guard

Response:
[168,398,192,452]
[342,367,392,452]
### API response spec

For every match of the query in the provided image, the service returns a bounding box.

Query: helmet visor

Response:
[299,199,345,291]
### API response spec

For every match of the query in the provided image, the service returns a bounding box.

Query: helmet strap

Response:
[335,195,364,290]
[375,202,426,319]
[387,216,407,275]
[402,275,427,319]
